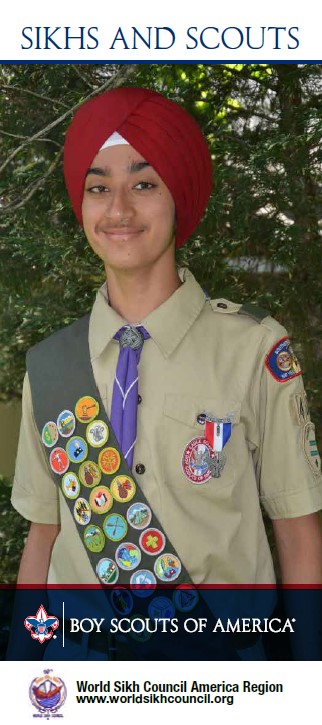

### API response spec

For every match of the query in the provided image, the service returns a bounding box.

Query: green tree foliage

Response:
[0,475,28,582]
[0,65,140,396]
[1,63,322,414]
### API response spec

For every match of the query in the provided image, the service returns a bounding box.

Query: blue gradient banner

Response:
[2,586,321,661]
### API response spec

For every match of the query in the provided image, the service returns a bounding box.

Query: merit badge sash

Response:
[27,317,250,658]
[27,316,195,591]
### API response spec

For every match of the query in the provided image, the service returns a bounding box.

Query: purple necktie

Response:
[110,325,150,469]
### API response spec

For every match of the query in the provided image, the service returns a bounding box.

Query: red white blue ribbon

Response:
[205,420,232,452]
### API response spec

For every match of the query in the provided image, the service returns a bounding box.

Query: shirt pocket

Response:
[161,394,241,493]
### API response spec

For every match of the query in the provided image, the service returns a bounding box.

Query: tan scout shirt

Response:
[12,269,322,585]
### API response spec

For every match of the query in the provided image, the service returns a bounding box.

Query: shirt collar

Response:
[89,285,126,361]
[89,268,206,360]
[142,268,206,358]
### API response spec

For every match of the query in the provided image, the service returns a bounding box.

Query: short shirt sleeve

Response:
[256,319,322,519]
[11,373,60,524]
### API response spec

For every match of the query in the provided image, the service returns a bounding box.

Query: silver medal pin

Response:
[206,451,226,478]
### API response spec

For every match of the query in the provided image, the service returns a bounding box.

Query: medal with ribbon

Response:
[204,414,234,478]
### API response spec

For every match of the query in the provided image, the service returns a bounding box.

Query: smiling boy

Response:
[11,87,322,606]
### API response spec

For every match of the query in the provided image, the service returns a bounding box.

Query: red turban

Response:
[63,87,212,248]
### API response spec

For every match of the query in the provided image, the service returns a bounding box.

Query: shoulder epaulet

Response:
[237,303,270,323]
[210,298,241,314]
[210,298,270,323]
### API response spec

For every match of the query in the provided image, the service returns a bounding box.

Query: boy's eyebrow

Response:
[129,160,151,173]
[85,161,151,178]
[85,167,107,177]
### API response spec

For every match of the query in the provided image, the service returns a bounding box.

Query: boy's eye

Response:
[87,185,109,193]
[135,181,156,190]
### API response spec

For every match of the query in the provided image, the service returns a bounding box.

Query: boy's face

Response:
[82,143,176,274]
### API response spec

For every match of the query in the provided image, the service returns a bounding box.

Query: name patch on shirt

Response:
[265,337,302,382]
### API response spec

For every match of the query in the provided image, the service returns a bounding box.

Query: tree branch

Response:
[0,129,61,148]
[0,64,139,177]
[0,149,63,213]
[220,64,275,89]
[0,84,69,107]
[71,65,95,90]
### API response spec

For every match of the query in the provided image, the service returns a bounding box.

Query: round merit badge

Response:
[128,614,152,643]
[127,502,152,530]
[96,558,119,585]
[56,410,75,438]
[110,475,136,503]
[89,485,113,515]
[62,472,80,499]
[66,436,88,464]
[173,586,199,613]
[130,569,157,596]
[103,513,128,542]
[78,460,101,488]
[110,588,133,615]
[154,554,182,582]
[139,528,166,556]
[86,420,109,448]
[84,524,105,553]
[116,542,141,571]
[148,596,175,621]
[73,498,91,526]
[182,437,213,484]
[75,396,99,423]
[49,447,69,475]
[42,421,58,448]
[98,447,121,475]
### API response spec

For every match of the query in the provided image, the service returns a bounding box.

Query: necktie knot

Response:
[114,325,150,350]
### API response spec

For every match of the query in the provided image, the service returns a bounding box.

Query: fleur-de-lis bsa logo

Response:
[24,604,59,643]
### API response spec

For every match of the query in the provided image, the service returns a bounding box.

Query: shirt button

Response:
[135,463,146,475]
[138,395,142,404]
[197,413,206,425]
[217,302,228,309]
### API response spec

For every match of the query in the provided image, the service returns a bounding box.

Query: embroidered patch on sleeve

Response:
[265,337,302,383]
[303,422,321,476]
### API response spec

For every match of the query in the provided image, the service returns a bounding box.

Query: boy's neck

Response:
[105,261,182,324]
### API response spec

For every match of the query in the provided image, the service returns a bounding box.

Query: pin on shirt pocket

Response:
[162,394,240,491]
